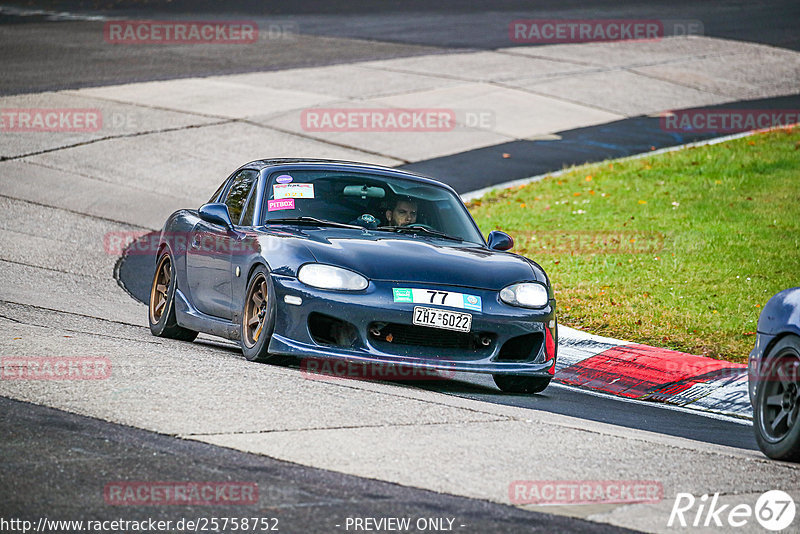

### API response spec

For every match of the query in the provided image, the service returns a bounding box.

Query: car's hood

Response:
[265,227,542,290]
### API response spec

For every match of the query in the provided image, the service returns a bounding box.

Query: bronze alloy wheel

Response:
[149,254,172,325]
[243,273,269,348]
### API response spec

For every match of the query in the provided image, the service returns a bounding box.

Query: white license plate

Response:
[413,306,472,333]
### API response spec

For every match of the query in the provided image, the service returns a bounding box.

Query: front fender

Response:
[229,232,318,324]
[757,287,800,337]
[157,209,198,283]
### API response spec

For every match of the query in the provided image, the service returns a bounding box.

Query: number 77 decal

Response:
[427,290,448,304]
[393,288,482,312]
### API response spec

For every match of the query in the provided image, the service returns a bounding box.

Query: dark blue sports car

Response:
[148,159,557,393]
[749,287,800,461]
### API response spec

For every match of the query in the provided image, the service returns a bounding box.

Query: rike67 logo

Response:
[668,490,796,531]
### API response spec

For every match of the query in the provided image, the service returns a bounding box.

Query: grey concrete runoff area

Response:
[1,8,800,533]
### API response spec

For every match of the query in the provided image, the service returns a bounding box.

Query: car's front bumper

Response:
[267,274,557,376]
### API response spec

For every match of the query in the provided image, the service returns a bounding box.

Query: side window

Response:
[207,178,228,204]
[240,185,258,226]
[224,169,259,224]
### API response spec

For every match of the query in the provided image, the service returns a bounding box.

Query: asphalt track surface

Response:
[404,94,800,192]
[0,1,794,530]
[0,396,635,534]
[1,0,799,95]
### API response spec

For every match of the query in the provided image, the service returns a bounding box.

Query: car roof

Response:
[240,159,455,192]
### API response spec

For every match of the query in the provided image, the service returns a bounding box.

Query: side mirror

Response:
[198,203,234,229]
[487,230,513,251]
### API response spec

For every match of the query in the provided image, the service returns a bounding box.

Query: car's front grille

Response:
[495,332,544,362]
[368,322,494,351]
[308,313,359,348]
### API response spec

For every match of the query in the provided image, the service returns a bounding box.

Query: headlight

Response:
[500,283,549,308]
[298,264,368,291]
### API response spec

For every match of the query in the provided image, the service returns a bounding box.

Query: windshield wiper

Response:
[376,225,463,242]
[266,217,362,230]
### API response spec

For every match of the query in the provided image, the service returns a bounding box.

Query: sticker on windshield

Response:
[268,199,295,211]
[275,174,293,184]
[274,183,314,199]
[393,288,482,312]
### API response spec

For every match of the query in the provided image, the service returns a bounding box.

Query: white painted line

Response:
[0,5,107,21]
[559,324,635,346]
[549,382,752,425]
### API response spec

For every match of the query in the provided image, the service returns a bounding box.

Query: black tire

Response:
[493,374,551,394]
[148,252,198,341]
[753,335,800,462]
[240,265,278,363]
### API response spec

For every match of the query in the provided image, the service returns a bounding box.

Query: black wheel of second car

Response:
[148,252,198,341]
[753,335,800,462]
[241,266,277,363]
[493,374,551,394]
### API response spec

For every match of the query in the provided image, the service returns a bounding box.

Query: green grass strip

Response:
[468,126,800,363]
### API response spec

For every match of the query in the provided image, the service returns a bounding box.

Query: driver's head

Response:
[385,197,418,226]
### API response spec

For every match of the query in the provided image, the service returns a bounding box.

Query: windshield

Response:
[261,170,485,245]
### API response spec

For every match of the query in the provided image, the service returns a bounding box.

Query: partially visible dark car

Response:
[749,287,800,461]
[148,159,557,393]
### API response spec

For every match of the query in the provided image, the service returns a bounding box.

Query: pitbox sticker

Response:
[268,198,295,211]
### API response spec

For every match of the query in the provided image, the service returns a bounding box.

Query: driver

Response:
[384,196,418,226]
